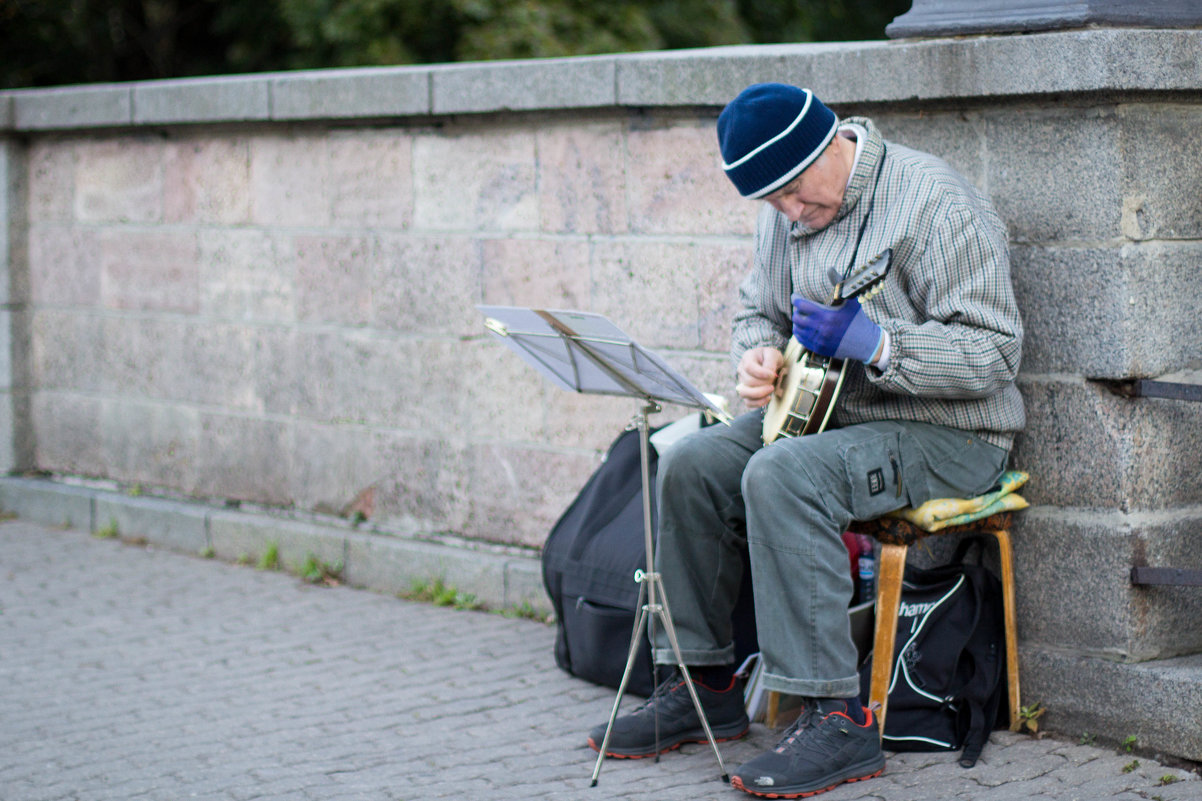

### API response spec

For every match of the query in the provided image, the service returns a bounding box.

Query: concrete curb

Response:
[0,476,550,616]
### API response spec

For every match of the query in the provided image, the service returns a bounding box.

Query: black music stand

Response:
[477,305,733,786]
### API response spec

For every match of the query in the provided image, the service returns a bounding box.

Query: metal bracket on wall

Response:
[1096,377,1202,403]
[1130,379,1202,403]
[1131,567,1202,587]
[1100,372,1202,586]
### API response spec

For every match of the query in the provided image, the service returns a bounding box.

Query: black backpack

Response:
[858,537,1007,768]
[542,427,660,695]
[542,426,757,696]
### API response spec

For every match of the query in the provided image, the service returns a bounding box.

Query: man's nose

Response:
[780,197,805,222]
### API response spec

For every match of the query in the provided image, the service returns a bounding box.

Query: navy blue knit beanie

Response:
[717,84,838,199]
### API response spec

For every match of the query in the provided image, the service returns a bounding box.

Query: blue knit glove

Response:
[791,295,883,363]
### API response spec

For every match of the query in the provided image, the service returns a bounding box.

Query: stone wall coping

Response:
[3,27,1200,132]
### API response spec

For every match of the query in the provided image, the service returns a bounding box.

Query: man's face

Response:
[762,139,848,231]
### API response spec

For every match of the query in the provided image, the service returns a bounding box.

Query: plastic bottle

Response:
[857,534,876,605]
[841,531,860,602]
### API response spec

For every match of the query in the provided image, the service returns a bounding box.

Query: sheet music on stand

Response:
[477,305,731,422]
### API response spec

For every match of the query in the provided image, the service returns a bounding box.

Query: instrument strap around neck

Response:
[836,141,887,301]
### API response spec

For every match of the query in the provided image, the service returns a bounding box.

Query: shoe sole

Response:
[587,723,750,759]
[730,759,885,798]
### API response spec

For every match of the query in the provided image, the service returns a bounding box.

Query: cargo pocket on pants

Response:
[841,432,920,521]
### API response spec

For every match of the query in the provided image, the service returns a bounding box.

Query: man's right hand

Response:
[735,347,784,408]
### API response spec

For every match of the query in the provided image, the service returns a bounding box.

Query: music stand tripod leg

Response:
[589,571,733,786]
[589,402,731,786]
[589,580,650,786]
[649,572,732,782]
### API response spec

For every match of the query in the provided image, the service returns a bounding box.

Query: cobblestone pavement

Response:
[0,519,1197,801]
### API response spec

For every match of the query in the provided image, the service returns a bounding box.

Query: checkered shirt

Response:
[731,117,1026,450]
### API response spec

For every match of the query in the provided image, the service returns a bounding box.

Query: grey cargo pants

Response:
[652,411,1009,698]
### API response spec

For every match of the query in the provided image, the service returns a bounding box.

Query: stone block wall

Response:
[8,96,753,549]
[3,27,1202,756]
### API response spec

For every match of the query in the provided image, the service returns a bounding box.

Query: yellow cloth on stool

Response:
[887,470,1029,532]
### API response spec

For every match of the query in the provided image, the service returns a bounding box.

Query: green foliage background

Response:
[1,0,909,89]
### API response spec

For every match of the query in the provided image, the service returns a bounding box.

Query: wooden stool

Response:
[764,511,1021,739]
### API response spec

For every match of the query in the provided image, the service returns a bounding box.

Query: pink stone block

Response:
[460,443,602,548]
[696,241,752,352]
[28,224,101,306]
[183,323,294,415]
[457,338,548,444]
[413,131,538,231]
[537,122,628,234]
[290,421,382,515]
[99,399,199,492]
[292,234,374,325]
[195,413,293,505]
[370,431,472,535]
[374,233,481,336]
[589,239,706,349]
[329,129,414,229]
[250,134,331,227]
[163,137,251,224]
[27,142,75,223]
[31,391,103,476]
[96,315,190,400]
[30,309,103,391]
[479,237,591,310]
[99,230,199,313]
[625,121,752,236]
[198,229,295,322]
[75,138,163,224]
[293,333,458,433]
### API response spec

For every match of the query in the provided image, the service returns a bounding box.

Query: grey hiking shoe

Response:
[587,669,750,758]
[731,699,885,798]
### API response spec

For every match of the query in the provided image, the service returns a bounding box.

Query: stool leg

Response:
[870,543,907,738]
[991,528,1022,730]
[766,691,781,728]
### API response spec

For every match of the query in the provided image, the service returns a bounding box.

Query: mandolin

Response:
[761,249,892,445]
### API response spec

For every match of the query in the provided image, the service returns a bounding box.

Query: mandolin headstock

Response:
[832,248,892,303]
